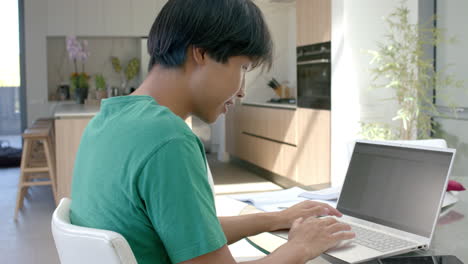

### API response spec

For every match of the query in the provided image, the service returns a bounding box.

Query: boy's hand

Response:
[288,216,355,260]
[273,200,343,231]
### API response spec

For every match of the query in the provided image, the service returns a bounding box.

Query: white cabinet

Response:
[47,0,76,36]
[102,0,133,36]
[76,0,105,36]
[132,0,166,36]
[47,0,166,37]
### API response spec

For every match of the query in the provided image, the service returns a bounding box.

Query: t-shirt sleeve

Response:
[138,136,227,263]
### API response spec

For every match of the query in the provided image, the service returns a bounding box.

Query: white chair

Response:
[51,198,137,264]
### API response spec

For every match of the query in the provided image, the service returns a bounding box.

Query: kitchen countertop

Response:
[54,102,100,119]
[242,101,297,110]
[53,100,298,119]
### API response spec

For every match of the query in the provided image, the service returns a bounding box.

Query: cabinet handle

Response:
[297,59,330,65]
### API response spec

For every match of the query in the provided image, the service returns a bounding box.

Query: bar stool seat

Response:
[14,119,57,220]
[23,127,50,138]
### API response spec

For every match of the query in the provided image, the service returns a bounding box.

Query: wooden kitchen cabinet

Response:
[296,108,330,185]
[239,105,298,146]
[55,118,91,201]
[226,104,330,186]
[296,0,331,46]
[237,133,298,181]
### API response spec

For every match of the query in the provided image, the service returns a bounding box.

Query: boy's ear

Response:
[192,46,207,66]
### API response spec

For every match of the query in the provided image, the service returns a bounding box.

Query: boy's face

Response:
[191,54,251,124]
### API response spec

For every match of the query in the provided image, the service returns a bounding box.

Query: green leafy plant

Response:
[111,56,140,84]
[70,72,89,92]
[359,122,399,141]
[95,74,107,91]
[360,0,464,140]
[125,58,140,82]
[111,57,122,74]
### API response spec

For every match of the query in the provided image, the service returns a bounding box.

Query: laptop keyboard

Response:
[349,224,416,252]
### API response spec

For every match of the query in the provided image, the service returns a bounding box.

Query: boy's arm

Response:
[218,200,342,244]
[180,216,355,264]
[179,243,309,264]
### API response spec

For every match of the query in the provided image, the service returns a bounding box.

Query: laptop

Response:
[277,140,456,263]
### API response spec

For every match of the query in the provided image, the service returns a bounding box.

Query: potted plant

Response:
[360,1,464,140]
[94,74,107,100]
[111,56,140,95]
[66,36,90,104]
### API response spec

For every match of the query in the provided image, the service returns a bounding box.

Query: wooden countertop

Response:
[54,103,100,119]
[242,101,297,110]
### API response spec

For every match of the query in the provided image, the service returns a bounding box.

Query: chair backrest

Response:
[51,198,137,264]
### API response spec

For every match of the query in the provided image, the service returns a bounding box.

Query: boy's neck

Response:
[132,66,194,120]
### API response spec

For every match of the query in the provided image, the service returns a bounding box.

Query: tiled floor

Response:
[0,145,278,263]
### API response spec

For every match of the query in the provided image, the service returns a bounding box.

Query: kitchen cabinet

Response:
[239,105,298,146]
[296,0,331,46]
[132,0,166,36]
[47,0,76,36]
[102,0,133,36]
[237,133,298,181]
[296,108,330,185]
[76,0,105,36]
[226,104,330,186]
[47,0,167,37]
[55,117,91,201]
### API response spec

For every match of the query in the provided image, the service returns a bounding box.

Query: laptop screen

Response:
[337,142,454,238]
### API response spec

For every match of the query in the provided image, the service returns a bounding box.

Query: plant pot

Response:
[58,84,70,100]
[75,86,88,104]
[95,90,107,100]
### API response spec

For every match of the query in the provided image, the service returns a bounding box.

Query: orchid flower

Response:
[66,36,90,73]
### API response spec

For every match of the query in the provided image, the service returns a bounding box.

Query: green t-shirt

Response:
[70,95,227,264]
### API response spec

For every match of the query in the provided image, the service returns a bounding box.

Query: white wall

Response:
[437,0,468,107]
[436,0,468,177]
[331,0,420,187]
[25,0,55,125]
[243,1,297,103]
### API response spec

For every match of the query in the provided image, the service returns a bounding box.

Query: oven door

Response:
[297,59,331,110]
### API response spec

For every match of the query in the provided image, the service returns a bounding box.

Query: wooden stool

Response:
[14,120,57,220]
[29,119,55,166]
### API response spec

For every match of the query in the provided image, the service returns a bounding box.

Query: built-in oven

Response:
[297,42,331,110]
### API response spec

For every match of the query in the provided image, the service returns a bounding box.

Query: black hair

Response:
[147,0,273,71]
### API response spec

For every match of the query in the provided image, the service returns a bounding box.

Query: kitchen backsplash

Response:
[47,36,141,101]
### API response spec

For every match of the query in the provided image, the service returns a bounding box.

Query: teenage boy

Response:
[70,0,355,263]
